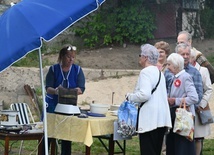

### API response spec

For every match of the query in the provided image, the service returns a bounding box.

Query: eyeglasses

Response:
[139,55,148,59]
[139,54,146,57]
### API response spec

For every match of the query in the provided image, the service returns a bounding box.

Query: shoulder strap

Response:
[139,70,161,108]
[137,70,161,129]
[151,70,161,94]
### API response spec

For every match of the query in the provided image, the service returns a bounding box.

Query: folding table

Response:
[0,132,43,155]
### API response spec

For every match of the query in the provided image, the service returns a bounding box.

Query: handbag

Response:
[173,98,194,141]
[197,104,214,125]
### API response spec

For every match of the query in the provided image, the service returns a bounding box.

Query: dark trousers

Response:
[61,140,72,155]
[42,139,72,155]
[166,107,196,155]
[42,138,56,155]
[166,129,195,155]
[139,127,166,155]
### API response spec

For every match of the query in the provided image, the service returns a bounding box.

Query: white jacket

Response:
[195,62,213,108]
[127,66,172,133]
[194,62,213,138]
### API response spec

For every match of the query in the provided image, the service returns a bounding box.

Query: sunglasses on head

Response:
[67,46,77,51]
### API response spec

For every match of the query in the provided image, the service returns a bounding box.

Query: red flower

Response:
[174,79,181,87]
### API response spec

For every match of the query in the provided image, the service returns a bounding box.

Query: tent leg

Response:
[38,48,48,155]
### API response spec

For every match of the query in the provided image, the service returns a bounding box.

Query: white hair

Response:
[178,31,192,42]
[140,44,159,65]
[190,49,197,61]
[167,53,184,71]
[175,43,190,54]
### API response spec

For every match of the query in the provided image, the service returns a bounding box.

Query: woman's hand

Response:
[46,87,58,95]
[168,98,175,106]
[196,106,203,112]
[54,85,63,95]
[75,87,82,95]
[125,93,130,101]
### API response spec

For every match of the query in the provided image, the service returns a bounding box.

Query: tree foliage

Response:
[72,0,156,48]
[200,0,214,38]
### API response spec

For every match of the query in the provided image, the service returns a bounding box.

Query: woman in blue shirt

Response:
[45,45,85,155]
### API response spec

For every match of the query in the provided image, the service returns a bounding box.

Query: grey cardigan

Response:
[168,70,199,116]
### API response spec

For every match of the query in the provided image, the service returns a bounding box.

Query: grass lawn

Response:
[0,136,213,155]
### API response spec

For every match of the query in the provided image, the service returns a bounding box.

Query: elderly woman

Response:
[154,41,171,72]
[190,49,213,155]
[126,44,172,155]
[166,53,198,155]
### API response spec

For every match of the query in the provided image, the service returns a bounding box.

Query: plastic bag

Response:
[117,100,137,138]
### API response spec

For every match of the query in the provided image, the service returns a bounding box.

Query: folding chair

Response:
[10,102,35,125]
[10,102,35,154]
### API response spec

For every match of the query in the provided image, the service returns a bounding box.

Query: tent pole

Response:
[38,48,48,155]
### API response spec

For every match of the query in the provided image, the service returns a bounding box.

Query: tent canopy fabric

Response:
[0,0,106,154]
[0,0,105,73]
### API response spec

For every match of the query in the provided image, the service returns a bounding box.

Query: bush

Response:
[200,7,214,38]
[73,0,156,48]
